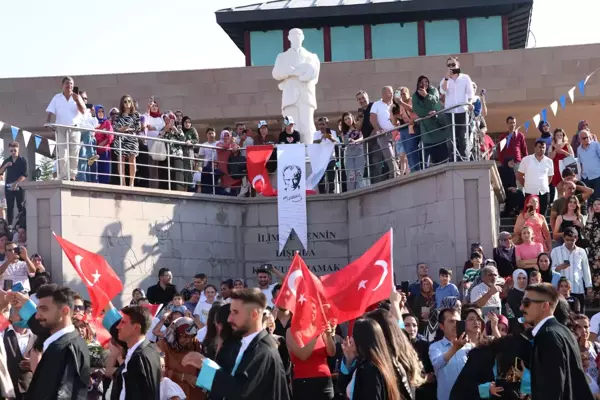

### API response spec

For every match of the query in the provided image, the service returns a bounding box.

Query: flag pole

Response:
[389,227,394,292]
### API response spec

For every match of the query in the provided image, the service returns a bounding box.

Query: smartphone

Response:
[14,247,20,257]
[527,205,534,213]
[451,68,461,75]
[480,88,486,96]
[73,86,79,95]
[3,279,13,291]
[400,281,410,294]
[456,320,466,337]
[263,263,274,272]
[11,282,24,293]
[564,260,571,265]
[85,103,94,109]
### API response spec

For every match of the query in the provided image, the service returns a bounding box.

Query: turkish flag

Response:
[247,145,276,196]
[0,313,9,331]
[54,233,123,319]
[87,317,112,348]
[320,230,393,324]
[274,254,304,312]
[290,260,329,346]
[141,303,164,319]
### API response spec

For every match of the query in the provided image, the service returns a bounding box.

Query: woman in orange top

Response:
[156,317,206,400]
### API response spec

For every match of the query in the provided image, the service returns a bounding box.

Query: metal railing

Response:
[44,102,479,196]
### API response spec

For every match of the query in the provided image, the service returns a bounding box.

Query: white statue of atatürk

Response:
[272,28,320,144]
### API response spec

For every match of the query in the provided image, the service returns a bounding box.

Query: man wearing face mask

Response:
[439,57,474,162]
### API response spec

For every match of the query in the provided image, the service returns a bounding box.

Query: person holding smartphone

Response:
[0,243,35,293]
[0,142,27,226]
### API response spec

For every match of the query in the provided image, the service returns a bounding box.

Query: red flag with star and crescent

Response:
[54,233,123,319]
[274,254,304,312]
[320,229,393,324]
[289,259,329,346]
[247,145,276,197]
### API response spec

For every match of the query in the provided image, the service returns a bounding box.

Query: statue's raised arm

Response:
[272,28,321,144]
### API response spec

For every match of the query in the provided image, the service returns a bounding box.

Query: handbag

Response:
[150,140,167,161]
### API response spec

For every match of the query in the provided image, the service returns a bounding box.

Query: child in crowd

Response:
[159,354,186,400]
[462,252,483,295]
[529,270,542,285]
[435,268,460,309]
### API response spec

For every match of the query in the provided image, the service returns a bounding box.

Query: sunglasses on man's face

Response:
[73,305,85,312]
[521,298,546,308]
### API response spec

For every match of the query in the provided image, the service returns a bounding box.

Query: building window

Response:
[301,28,325,62]
[467,16,503,52]
[371,23,419,59]
[331,26,365,62]
[425,20,460,56]
[250,30,283,66]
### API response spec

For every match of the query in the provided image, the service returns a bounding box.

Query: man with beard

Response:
[182,288,290,400]
[521,283,593,400]
[11,284,89,399]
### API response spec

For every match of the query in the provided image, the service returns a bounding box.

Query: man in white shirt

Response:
[470,266,502,314]
[313,117,339,194]
[256,266,284,308]
[45,77,86,181]
[517,139,555,217]
[369,86,399,182]
[439,57,474,161]
[551,227,593,313]
[0,243,35,293]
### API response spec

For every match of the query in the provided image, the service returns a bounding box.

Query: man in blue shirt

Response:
[429,308,473,400]
[577,129,600,202]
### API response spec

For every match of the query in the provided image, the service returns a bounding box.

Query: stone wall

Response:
[23,161,503,306]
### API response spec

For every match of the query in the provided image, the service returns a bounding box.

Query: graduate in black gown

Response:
[11,284,90,400]
[182,288,291,400]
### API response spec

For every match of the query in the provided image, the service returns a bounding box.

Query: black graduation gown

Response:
[207,329,291,400]
[531,318,594,400]
[121,339,162,400]
[25,330,90,400]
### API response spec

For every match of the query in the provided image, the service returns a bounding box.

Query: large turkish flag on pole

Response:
[247,145,276,196]
[54,233,123,319]
[274,254,304,312]
[320,229,394,324]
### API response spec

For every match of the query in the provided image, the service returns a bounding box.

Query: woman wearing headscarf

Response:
[537,252,561,287]
[215,130,242,195]
[129,288,145,305]
[538,121,553,155]
[181,116,199,187]
[93,105,114,184]
[410,277,436,335]
[159,112,186,191]
[412,75,449,166]
[504,269,527,321]
[141,99,165,189]
[156,317,205,399]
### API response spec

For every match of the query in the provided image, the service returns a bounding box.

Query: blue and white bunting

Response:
[524,121,530,132]
[540,108,547,122]
[559,95,567,109]
[10,126,19,141]
[34,136,42,149]
[578,79,585,96]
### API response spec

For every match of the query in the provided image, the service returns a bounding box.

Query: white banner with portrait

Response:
[277,144,307,252]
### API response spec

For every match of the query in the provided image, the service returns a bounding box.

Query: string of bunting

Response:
[0,120,56,156]
[521,68,599,132]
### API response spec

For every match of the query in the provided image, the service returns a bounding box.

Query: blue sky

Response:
[0,0,597,79]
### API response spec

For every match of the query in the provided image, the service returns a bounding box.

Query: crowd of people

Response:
[1,251,600,400]
[42,56,489,196]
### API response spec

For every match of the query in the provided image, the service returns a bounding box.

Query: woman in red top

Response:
[286,322,337,399]
[549,128,574,187]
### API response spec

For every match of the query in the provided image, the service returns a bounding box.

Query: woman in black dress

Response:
[112,95,141,186]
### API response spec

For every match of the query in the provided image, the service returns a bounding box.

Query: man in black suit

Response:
[11,284,90,400]
[107,305,161,400]
[182,288,290,400]
[521,283,594,400]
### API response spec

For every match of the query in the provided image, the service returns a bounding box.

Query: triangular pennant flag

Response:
[533,114,541,128]
[22,130,32,147]
[585,73,593,85]
[10,126,19,141]
[559,95,567,109]
[0,121,4,133]
[550,101,559,116]
[524,121,530,132]
[34,136,42,149]
[578,79,585,96]
[568,86,576,103]
[540,109,547,122]
[48,139,56,156]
